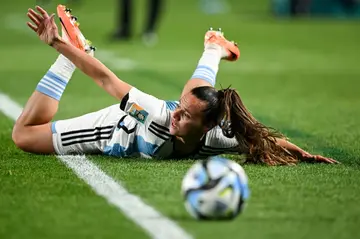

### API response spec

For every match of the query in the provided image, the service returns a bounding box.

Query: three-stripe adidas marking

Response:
[149,121,170,141]
[61,125,114,146]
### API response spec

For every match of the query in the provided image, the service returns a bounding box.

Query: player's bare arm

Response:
[275,138,339,164]
[27,6,131,100]
[51,39,131,100]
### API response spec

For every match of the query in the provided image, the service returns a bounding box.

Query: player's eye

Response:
[180,111,187,119]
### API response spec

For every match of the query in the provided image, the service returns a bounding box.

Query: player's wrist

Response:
[50,36,65,49]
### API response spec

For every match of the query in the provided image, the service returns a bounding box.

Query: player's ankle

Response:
[205,43,222,53]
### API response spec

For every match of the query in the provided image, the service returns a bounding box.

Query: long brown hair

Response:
[191,86,298,166]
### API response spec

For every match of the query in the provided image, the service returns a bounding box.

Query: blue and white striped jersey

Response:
[102,87,239,159]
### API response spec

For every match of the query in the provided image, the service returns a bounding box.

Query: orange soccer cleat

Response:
[204,27,240,61]
[57,5,95,54]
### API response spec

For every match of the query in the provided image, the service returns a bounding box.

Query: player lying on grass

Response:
[12,5,339,165]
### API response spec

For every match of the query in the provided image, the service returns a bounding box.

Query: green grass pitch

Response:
[1,0,360,238]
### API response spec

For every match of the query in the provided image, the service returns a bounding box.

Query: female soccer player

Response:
[12,5,338,165]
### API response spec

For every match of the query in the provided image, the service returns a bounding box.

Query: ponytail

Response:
[218,88,298,166]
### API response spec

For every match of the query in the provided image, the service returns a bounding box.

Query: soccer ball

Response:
[181,156,250,220]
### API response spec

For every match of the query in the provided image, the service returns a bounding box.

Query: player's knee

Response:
[12,125,30,152]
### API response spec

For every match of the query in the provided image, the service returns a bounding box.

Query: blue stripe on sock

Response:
[196,65,216,75]
[39,80,63,95]
[51,121,57,133]
[36,72,68,101]
[191,65,216,86]
[191,75,215,85]
[43,76,66,90]
[46,71,67,86]
[36,84,61,101]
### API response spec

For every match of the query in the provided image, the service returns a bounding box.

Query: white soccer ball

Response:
[181,156,250,220]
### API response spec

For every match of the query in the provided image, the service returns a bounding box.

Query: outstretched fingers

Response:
[315,155,340,164]
[27,22,38,32]
[27,12,40,26]
[27,8,42,32]
[36,6,50,19]
[28,8,43,22]
[26,6,51,28]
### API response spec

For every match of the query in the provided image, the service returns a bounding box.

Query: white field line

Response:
[0,94,193,239]
[4,14,137,71]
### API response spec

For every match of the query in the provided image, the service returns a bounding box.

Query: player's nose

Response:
[172,110,180,121]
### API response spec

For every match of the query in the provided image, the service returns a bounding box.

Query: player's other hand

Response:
[301,151,340,164]
[26,6,60,46]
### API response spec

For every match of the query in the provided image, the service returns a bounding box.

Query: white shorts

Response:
[52,104,127,155]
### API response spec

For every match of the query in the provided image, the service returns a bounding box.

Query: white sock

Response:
[36,55,75,101]
[49,54,76,83]
[190,46,221,86]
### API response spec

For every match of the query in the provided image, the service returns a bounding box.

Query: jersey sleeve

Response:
[120,87,167,121]
[204,126,240,154]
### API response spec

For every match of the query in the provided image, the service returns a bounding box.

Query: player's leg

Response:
[52,104,127,155]
[181,28,240,97]
[12,5,94,154]
[12,47,76,153]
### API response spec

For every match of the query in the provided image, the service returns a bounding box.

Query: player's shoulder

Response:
[205,126,238,149]
[164,100,179,111]
[149,100,178,127]
[192,126,238,158]
[147,108,172,141]
[133,99,174,144]
[120,87,171,117]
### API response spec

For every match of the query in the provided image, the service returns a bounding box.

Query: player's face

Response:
[170,93,208,137]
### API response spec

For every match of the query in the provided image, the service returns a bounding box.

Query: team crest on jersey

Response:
[128,103,148,123]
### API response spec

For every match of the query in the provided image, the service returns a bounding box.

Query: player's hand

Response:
[26,6,60,46]
[300,151,340,164]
